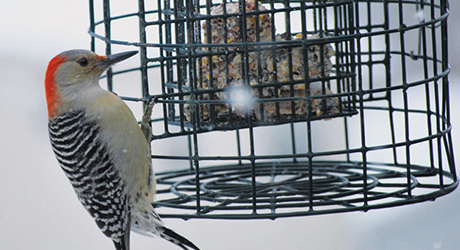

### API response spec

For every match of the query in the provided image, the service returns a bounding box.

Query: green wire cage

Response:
[88,0,457,219]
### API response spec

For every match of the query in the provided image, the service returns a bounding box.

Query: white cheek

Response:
[76,75,80,78]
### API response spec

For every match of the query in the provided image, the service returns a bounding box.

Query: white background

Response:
[1,1,459,249]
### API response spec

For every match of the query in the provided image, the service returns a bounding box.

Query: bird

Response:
[44,49,199,250]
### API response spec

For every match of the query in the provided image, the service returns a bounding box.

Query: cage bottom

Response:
[153,161,457,219]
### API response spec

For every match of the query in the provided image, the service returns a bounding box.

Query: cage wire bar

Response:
[88,0,457,219]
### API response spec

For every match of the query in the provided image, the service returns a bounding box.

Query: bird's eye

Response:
[77,58,89,67]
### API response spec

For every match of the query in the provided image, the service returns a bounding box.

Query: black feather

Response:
[159,227,200,250]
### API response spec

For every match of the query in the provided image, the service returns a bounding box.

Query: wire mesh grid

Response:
[89,0,457,219]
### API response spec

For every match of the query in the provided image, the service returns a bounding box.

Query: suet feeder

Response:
[89,0,457,219]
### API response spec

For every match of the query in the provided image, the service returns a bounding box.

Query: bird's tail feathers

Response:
[159,226,200,250]
[113,237,129,250]
[112,208,131,250]
[112,229,130,250]
[131,204,199,249]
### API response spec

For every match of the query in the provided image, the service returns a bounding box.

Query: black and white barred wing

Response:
[48,111,130,248]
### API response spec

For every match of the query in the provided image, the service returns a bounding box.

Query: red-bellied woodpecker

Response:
[44,49,199,250]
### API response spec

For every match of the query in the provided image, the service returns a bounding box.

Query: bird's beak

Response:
[96,50,138,70]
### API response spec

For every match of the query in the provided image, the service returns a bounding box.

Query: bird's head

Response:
[44,49,138,119]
